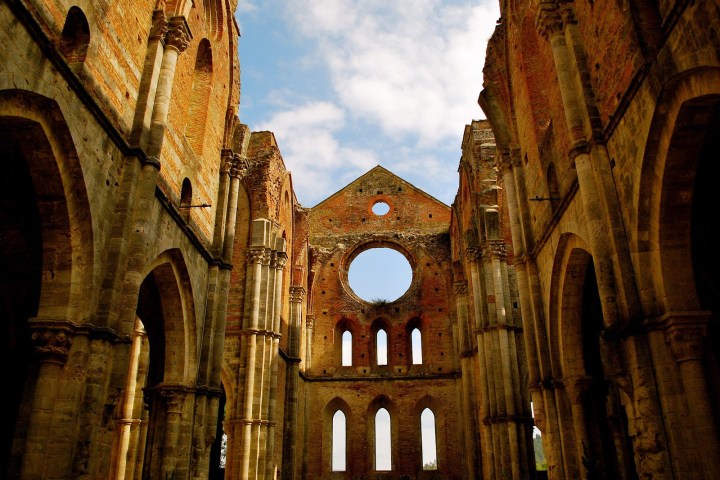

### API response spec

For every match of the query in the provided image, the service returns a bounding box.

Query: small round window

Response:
[372,201,390,216]
[348,247,412,303]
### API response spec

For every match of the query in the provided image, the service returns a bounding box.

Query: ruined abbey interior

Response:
[2,0,720,479]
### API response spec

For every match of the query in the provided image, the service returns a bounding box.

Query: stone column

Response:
[20,328,73,478]
[664,312,720,476]
[282,286,304,480]
[159,388,185,479]
[454,281,480,479]
[112,319,146,480]
[564,375,593,474]
[265,251,287,478]
[239,247,266,479]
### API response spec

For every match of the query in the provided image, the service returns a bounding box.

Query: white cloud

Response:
[257,102,378,204]
[240,1,500,205]
[284,1,498,144]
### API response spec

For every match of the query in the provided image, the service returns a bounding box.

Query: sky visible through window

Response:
[348,248,412,302]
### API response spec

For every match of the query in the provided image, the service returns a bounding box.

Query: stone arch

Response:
[0,89,93,478]
[551,233,635,478]
[637,67,720,450]
[139,248,197,385]
[637,67,720,315]
[414,395,445,471]
[334,318,357,367]
[323,397,352,474]
[370,317,391,367]
[0,89,94,324]
[367,395,398,472]
[405,317,425,366]
[59,6,90,65]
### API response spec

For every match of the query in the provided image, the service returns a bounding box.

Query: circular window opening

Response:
[372,201,390,216]
[348,247,412,303]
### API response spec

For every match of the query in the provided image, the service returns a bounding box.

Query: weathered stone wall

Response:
[481,1,720,478]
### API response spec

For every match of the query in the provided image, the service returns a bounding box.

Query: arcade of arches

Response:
[2,0,720,479]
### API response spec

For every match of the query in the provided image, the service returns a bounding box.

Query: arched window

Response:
[375,408,392,471]
[421,408,437,470]
[60,6,90,65]
[377,329,388,365]
[411,328,423,364]
[185,39,213,154]
[342,330,352,366]
[332,410,346,471]
[546,162,560,212]
[180,178,192,222]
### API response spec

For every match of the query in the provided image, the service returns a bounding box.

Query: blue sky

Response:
[235,0,501,207]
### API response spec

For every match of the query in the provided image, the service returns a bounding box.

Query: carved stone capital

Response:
[483,242,507,259]
[305,315,315,330]
[465,247,481,263]
[247,248,266,265]
[290,286,306,303]
[165,17,191,53]
[663,312,710,363]
[275,252,288,270]
[149,10,168,42]
[31,327,73,364]
[535,1,563,40]
[497,151,513,174]
[454,281,468,296]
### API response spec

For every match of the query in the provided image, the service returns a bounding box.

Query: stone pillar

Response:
[112,319,146,480]
[239,247,265,479]
[454,281,480,479]
[265,250,287,478]
[664,312,720,476]
[282,286,305,480]
[159,389,185,479]
[564,375,593,473]
[20,328,73,478]
[114,15,190,336]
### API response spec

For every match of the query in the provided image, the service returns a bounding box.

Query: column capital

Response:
[164,16,191,53]
[31,327,74,365]
[454,281,468,296]
[305,314,315,330]
[289,286,306,303]
[535,1,563,40]
[247,248,266,265]
[149,10,168,42]
[661,311,710,363]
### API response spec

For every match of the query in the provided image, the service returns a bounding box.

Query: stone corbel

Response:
[662,311,711,363]
[31,327,74,365]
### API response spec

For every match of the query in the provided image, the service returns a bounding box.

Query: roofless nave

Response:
[2,0,720,479]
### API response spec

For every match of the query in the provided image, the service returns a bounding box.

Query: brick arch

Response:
[334,317,358,367]
[413,395,444,471]
[637,67,720,315]
[367,395,398,471]
[323,397,353,474]
[370,317,391,367]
